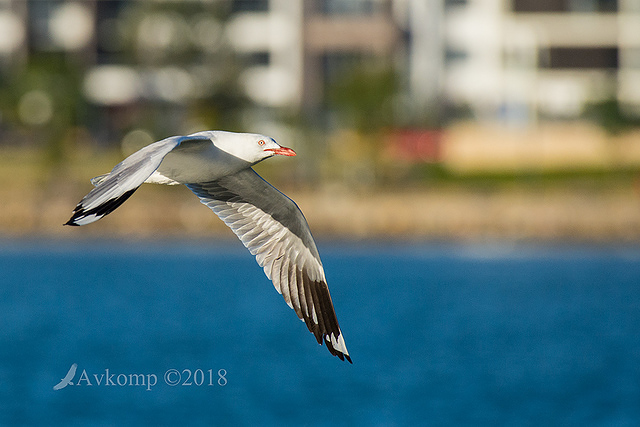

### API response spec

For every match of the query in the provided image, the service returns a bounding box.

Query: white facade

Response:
[441,0,640,123]
[226,0,304,108]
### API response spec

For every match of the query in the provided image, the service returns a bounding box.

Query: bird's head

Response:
[213,131,296,164]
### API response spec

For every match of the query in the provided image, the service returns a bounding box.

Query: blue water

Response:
[1,239,639,426]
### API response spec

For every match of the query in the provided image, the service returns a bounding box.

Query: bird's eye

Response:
[258,140,265,146]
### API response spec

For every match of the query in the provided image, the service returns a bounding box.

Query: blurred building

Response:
[229,0,640,126]
[443,0,640,124]
[0,0,638,139]
[226,0,404,130]
[0,0,406,138]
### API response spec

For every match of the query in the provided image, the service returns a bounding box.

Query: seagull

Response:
[65,130,351,363]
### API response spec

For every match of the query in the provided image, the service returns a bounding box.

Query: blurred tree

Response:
[584,99,640,135]
[0,53,87,165]
[326,65,398,133]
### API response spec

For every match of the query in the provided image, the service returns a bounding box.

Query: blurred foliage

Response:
[411,163,640,188]
[0,0,251,165]
[0,53,87,167]
[583,99,640,135]
[326,65,398,133]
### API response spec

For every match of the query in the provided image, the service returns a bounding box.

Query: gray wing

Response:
[65,135,208,226]
[187,168,351,362]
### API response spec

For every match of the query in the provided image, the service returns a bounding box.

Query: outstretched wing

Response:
[65,135,206,226]
[187,168,351,362]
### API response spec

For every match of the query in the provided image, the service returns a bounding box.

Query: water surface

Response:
[1,239,639,425]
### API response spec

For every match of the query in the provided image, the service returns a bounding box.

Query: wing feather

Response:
[65,135,210,226]
[186,168,351,362]
[279,256,293,309]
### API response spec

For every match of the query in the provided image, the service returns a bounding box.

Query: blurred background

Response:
[0,0,639,241]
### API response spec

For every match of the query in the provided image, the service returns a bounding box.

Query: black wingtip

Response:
[323,336,352,363]
[63,187,139,228]
[335,350,352,364]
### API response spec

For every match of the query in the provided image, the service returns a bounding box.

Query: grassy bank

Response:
[1,145,639,242]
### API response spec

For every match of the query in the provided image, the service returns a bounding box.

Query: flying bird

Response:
[65,131,351,362]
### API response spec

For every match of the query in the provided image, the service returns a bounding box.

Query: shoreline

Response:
[2,185,639,243]
[3,123,640,243]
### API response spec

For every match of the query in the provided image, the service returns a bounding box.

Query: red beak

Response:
[265,146,296,156]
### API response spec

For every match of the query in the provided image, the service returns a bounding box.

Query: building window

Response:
[445,0,469,7]
[445,48,468,62]
[512,0,617,12]
[318,0,382,15]
[242,51,270,67]
[231,0,269,13]
[542,47,618,69]
[28,0,61,51]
